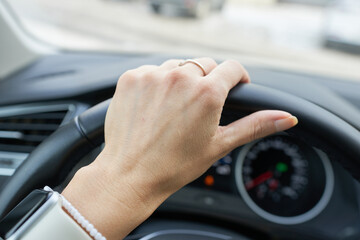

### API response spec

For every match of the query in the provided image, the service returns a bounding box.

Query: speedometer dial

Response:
[235,134,334,225]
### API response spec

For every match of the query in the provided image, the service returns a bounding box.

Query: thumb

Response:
[213,110,298,156]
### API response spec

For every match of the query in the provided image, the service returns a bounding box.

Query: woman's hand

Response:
[62,58,297,240]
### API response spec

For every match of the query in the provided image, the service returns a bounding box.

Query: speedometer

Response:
[235,134,334,225]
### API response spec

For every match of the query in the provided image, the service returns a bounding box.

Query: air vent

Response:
[0,103,75,177]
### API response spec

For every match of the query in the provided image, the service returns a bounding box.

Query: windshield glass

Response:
[7,0,360,81]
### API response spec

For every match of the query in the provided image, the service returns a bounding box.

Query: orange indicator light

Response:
[204,175,215,186]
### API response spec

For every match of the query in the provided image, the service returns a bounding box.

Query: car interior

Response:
[0,0,359,239]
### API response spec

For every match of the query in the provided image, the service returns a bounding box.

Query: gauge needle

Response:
[245,171,273,190]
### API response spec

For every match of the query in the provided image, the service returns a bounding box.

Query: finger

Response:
[206,60,250,94]
[178,57,218,76]
[213,110,298,156]
[160,59,184,70]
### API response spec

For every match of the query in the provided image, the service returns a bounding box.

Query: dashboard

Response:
[0,53,360,240]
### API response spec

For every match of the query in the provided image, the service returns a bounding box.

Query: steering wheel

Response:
[0,83,359,222]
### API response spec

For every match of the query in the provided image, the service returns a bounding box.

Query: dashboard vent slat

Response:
[0,104,73,154]
[14,112,69,120]
[0,143,36,153]
[0,123,59,131]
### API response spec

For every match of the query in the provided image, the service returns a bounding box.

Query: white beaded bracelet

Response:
[44,186,106,240]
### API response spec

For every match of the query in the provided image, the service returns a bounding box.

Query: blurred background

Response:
[7,0,360,80]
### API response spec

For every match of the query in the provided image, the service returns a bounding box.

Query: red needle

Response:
[245,171,273,190]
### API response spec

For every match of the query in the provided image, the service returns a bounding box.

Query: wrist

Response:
[62,152,167,240]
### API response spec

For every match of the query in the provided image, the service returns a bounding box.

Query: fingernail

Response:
[274,116,298,132]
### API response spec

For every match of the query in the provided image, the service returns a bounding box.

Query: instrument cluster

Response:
[190,134,334,225]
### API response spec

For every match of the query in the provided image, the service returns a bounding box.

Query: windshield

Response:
[7,0,360,81]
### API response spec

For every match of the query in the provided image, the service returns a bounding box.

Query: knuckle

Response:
[120,70,140,83]
[137,64,156,72]
[163,59,174,65]
[167,69,190,82]
[142,71,159,82]
[226,59,243,69]
[199,82,223,108]
[223,59,250,82]
[163,59,180,66]
[201,57,217,69]
[117,70,138,89]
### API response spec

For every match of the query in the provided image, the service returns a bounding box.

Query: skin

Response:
[62,58,298,240]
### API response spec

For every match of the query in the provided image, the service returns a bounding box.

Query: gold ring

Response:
[179,59,206,76]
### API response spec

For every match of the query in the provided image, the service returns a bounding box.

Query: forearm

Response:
[62,152,168,240]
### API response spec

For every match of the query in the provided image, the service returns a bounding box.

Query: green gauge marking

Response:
[276,162,288,173]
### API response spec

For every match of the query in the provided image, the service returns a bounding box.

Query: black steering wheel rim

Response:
[0,83,359,219]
